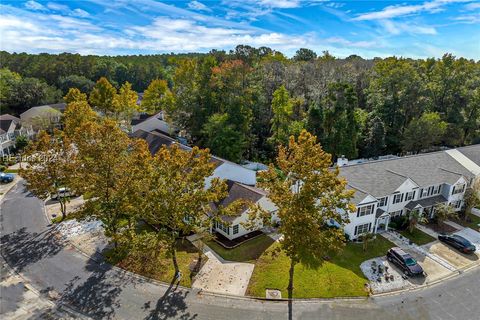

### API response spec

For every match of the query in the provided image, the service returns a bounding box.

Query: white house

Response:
[0,114,35,156]
[339,145,479,240]
[211,180,277,240]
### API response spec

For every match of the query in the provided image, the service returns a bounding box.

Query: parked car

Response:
[0,172,14,183]
[50,187,74,200]
[438,234,476,254]
[387,247,425,277]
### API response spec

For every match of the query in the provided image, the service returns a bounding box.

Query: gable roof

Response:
[0,114,20,122]
[340,150,474,202]
[212,180,265,222]
[0,120,15,134]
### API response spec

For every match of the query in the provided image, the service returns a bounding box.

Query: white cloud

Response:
[46,2,70,12]
[464,2,480,10]
[453,13,480,23]
[258,0,301,8]
[72,8,90,18]
[25,1,46,11]
[187,1,212,12]
[380,20,437,35]
[353,0,470,21]
[325,37,378,48]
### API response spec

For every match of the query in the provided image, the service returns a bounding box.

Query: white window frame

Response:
[452,184,465,195]
[390,210,402,218]
[393,193,403,204]
[451,200,462,209]
[355,223,371,236]
[233,224,239,234]
[405,191,415,201]
[357,204,374,217]
[378,197,388,207]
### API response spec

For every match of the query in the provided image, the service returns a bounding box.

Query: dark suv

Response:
[438,234,476,254]
[387,247,425,277]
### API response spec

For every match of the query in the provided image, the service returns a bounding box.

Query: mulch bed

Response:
[424,221,458,234]
[213,230,264,248]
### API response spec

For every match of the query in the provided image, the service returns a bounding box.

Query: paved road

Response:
[1,182,479,320]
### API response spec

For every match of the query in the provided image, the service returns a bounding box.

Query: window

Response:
[378,197,388,207]
[452,184,465,195]
[420,188,428,198]
[233,224,239,234]
[357,204,374,217]
[393,193,403,204]
[390,210,403,218]
[405,191,415,201]
[216,222,230,235]
[355,223,371,236]
[433,185,442,195]
[451,200,462,209]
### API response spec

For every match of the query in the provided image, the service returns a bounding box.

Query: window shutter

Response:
[354,226,358,235]
[368,223,372,232]
[357,208,360,218]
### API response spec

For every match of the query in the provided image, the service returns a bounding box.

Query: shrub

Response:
[389,215,408,231]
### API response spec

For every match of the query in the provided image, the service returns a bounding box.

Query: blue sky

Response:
[0,0,479,58]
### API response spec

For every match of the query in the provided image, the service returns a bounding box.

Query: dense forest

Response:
[1,46,479,162]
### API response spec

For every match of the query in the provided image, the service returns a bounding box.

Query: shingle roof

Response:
[456,144,480,167]
[404,195,448,210]
[340,151,474,203]
[212,180,265,222]
[131,129,224,168]
[0,114,20,122]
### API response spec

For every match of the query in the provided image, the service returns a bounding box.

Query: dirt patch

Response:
[423,222,458,234]
[425,241,478,270]
[192,257,254,296]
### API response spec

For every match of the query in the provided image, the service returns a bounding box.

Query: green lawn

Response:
[105,239,201,288]
[247,236,395,298]
[400,228,436,245]
[207,234,275,262]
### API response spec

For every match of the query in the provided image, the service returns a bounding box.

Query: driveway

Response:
[187,236,255,296]
[424,241,479,270]
[2,181,480,320]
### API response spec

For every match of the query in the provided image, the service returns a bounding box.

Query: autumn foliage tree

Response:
[21,130,77,221]
[73,118,150,246]
[139,143,242,277]
[257,130,354,303]
[89,77,118,116]
[141,79,175,115]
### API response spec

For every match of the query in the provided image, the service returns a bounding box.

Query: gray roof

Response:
[213,180,265,222]
[404,195,448,210]
[0,114,20,122]
[340,151,474,203]
[131,129,224,168]
[376,208,386,218]
[456,144,480,167]
[0,120,15,133]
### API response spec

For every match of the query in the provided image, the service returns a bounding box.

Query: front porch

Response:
[404,195,448,220]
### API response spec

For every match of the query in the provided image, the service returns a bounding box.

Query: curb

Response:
[10,181,480,305]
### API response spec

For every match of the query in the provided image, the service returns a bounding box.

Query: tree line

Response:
[2,46,479,161]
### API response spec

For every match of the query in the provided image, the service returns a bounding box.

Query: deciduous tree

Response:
[139,143,239,277]
[402,112,447,153]
[89,77,118,116]
[21,130,77,221]
[257,130,354,306]
[141,79,175,115]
